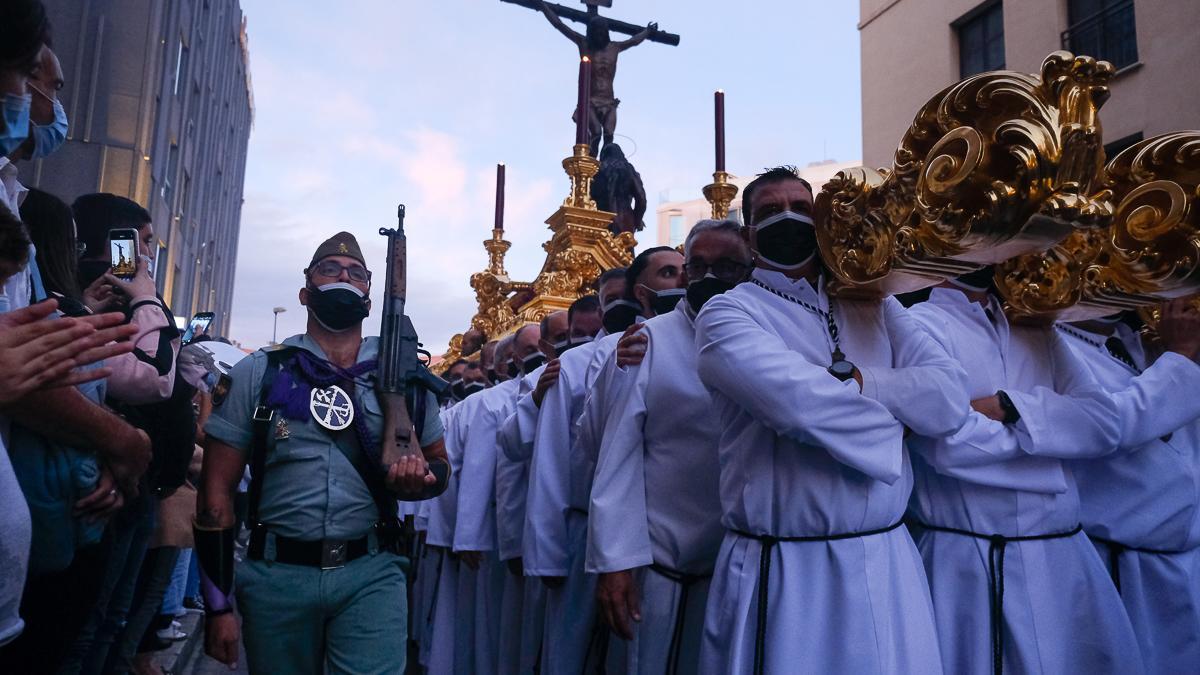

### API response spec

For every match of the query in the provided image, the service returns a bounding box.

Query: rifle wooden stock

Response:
[378,388,420,466]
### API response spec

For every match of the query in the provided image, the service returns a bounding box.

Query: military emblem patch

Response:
[309,385,355,431]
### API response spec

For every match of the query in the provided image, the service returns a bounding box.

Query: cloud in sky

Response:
[231,0,862,352]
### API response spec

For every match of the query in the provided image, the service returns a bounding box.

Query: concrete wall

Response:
[858,0,1199,169]
[20,0,253,337]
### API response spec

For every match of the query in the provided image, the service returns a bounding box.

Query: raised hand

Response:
[616,323,647,368]
[1159,298,1200,360]
[532,358,562,408]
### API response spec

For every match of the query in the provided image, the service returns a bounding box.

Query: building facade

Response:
[20,0,253,336]
[859,0,1199,169]
[654,160,861,247]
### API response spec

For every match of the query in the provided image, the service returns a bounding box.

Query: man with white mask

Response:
[587,219,750,674]
[693,166,969,675]
[1058,300,1200,673]
[905,267,1142,675]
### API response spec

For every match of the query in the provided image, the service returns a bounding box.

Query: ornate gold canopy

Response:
[813,50,1198,321]
[440,50,1196,366]
[439,144,636,368]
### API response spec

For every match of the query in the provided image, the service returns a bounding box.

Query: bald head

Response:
[494,336,515,381]
[538,310,570,358]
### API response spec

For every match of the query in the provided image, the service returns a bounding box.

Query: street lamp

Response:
[272,307,286,344]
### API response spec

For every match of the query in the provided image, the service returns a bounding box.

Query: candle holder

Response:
[484,227,511,276]
[703,170,739,220]
[562,143,601,210]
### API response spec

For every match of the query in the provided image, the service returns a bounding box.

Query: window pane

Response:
[958,2,1005,77]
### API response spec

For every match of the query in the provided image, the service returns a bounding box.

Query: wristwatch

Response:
[828,359,857,383]
[996,390,1021,425]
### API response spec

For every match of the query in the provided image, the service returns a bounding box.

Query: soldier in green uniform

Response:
[194,232,448,674]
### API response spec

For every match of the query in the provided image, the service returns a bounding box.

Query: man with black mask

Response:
[197,232,449,674]
[589,220,750,673]
[453,326,540,673]
[443,359,468,407]
[693,167,971,674]
[480,340,500,385]
[525,250,680,671]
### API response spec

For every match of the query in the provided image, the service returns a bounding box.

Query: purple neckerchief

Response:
[265,348,381,462]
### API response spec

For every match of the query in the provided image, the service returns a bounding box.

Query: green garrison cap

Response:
[308,231,366,269]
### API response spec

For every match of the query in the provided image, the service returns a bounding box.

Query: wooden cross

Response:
[501,0,681,46]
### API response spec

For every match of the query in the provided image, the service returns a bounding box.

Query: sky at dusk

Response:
[231,0,863,353]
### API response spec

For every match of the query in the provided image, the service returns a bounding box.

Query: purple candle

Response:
[494,163,506,231]
[576,56,592,146]
[715,89,726,173]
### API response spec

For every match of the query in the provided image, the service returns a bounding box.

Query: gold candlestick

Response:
[703,170,739,220]
[562,143,601,210]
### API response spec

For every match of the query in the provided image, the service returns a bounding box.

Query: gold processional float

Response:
[437,51,1199,369]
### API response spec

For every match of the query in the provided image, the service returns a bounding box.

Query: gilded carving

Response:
[436,144,636,371]
[815,51,1115,297]
[999,130,1200,321]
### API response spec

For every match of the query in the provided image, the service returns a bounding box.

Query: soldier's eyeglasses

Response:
[684,258,750,283]
[311,260,371,283]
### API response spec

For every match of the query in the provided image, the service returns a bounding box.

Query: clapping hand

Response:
[0,300,138,406]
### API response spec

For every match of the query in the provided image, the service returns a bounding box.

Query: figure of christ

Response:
[537,0,656,155]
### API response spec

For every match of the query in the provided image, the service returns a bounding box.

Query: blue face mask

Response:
[29,98,68,160]
[0,94,32,157]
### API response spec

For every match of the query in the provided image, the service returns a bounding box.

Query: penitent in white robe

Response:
[907,288,1142,674]
[424,401,469,672]
[454,377,521,675]
[524,335,616,674]
[495,366,545,675]
[587,302,724,674]
[694,269,968,675]
[1061,322,1200,673]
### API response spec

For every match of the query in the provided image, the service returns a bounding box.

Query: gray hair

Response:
[684,218,748,260]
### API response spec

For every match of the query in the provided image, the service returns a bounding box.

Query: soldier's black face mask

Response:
[306,282,369,332]
[463,381,486,397]
[451,380,466,400]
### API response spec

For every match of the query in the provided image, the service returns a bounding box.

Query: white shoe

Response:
[156,625,188,642]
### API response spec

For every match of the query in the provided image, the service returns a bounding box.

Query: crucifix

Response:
[503,0,680,155]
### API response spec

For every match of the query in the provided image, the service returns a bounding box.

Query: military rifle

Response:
[377,205,450,475]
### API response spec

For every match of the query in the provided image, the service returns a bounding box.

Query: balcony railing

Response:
[1062,0,1138,70]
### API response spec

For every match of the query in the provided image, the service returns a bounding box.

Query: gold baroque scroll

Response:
[815,51,1115,297]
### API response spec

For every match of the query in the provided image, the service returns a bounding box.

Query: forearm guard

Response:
[193,520,237,616]
[398,457,451,501]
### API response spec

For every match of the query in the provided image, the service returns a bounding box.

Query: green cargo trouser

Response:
[236,548,407,674]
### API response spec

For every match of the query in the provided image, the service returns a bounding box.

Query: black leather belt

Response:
[248,526,383,569]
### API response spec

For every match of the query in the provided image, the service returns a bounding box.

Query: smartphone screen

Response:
[181,312,215,345]
[108,228,139,279]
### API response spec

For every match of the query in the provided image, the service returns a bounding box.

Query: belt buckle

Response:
[321,540,348,569]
